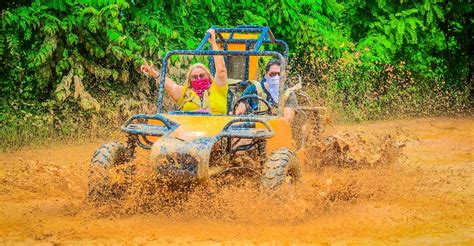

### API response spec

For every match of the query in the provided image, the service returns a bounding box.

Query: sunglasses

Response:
[269,72,280,77]
[191,73,207,80]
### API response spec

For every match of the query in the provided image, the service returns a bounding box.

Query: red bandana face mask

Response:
[190,77,211,98]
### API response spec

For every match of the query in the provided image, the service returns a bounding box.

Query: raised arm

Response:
[140,59,183,102]
[207,29,227,87]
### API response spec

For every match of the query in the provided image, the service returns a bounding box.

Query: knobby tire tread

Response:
[88,141,127,202]
[261,148,301,189]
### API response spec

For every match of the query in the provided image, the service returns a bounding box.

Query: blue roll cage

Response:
[156,25,289,116]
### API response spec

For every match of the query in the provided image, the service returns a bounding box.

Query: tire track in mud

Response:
[0,117,473,243]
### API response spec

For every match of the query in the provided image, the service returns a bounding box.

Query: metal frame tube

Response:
[196,32,210,50]
[213,27,273,37]
[253,26,269,51]
[244,41,251,80]
[216,39,289,58]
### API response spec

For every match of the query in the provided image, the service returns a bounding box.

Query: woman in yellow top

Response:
[140,29,228,114]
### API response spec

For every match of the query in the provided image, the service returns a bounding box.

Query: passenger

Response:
[235,59,298,122]
[140,29,228,114]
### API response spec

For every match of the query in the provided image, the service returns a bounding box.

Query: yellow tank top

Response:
[176,80,228,114]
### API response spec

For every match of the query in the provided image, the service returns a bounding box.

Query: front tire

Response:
[88,141,132,202]
[261,148,301,189]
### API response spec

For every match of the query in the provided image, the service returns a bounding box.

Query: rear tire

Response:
[261,148,301,189]
[88,141,132,202]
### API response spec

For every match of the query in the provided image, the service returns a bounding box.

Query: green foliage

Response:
[0,0,472,151]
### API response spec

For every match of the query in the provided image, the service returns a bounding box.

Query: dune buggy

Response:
[88,26,325,201]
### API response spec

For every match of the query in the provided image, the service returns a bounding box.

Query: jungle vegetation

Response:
[0,0,472,150]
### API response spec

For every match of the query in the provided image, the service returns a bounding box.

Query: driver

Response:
[140,29,228,114]
[235,59,298,122]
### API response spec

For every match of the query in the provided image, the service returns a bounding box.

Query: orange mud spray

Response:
[0,117,473,243]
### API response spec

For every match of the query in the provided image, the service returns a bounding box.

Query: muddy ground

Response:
[1,117,473,244]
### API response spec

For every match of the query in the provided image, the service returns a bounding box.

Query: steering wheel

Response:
[232,95,273,116]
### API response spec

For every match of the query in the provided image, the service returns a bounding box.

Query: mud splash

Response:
[86,121,404,220]
[1,117,473,244]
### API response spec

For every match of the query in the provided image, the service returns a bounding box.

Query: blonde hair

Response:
[185,63,212,87]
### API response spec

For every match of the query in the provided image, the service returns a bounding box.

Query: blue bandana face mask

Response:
[266,75,280,102]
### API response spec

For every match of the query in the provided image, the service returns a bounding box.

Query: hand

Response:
[206,28,216,44]
[140,59,158,78]
[234,102,247,115]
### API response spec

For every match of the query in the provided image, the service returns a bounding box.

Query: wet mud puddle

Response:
[0,117,473,244]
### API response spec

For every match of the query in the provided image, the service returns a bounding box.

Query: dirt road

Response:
[1,117,473,244]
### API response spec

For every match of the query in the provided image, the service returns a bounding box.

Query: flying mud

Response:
[0,117,473,244]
